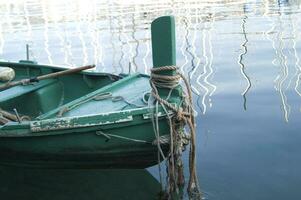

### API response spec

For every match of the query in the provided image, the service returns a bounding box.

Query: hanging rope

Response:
[150,65,202,199]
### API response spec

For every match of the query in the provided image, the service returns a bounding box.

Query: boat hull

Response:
[0,120,170,169]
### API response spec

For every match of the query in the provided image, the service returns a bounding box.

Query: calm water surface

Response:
[1,0,301,199]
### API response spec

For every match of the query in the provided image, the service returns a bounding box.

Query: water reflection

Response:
[265,3,291,122]
[291,10,301,110]
[130,13,138,72]
[142,29,151,74]
[41,1,53,64]
[180,8,218,114]
[108,12,118,73]
[238,14,251,111]
[117,15,125,74]
[197,14,217,113]
[0,166,161,200]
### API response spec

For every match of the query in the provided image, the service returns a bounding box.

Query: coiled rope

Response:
[150,66,201,199]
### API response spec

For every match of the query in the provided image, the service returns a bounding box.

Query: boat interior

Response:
[0,61,150,125]
[0,62,148,125]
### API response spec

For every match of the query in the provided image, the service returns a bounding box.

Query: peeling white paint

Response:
[143,111,173,119]
[30,116,133,132]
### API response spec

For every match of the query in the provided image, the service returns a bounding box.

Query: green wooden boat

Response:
[0,16,181,169]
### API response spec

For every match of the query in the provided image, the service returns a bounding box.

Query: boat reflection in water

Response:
[0,166,161,200]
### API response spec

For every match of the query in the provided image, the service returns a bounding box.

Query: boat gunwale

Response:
[0,105,174,137]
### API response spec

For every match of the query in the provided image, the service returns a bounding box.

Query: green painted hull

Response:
[0,120,169,169]
[0,61,174,169]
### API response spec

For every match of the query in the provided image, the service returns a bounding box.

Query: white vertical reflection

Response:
[62,0,75,66]
[117,14,125,73]
[0,19,4,54]
[179,17,190,75]
[288,13,301,110]
[264,1,291,122]
[194,12,217,114]
[188,8,201,88]
[108,2,118,73]
[198,22,210,114]
[76,14,89,66]
[203,12,217,109]
[88,1,100,68]
[272,8,290,122]
[24,1,32,46]
[41,1,53,64]
[131,13,139,72]
[142,30,150,74]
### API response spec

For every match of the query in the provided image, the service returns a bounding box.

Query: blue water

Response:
[1,0,301,199]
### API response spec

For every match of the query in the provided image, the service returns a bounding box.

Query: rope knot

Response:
[176,107,185,121]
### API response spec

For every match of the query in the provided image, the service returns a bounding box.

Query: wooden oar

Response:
[0,64,95,90]
[0,115,10,125]
[0,108,19,121]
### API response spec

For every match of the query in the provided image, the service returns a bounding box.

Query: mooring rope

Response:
[150,65,201,199]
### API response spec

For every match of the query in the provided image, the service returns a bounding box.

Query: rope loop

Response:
[150,65,179,72]
[150,66,182,90]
